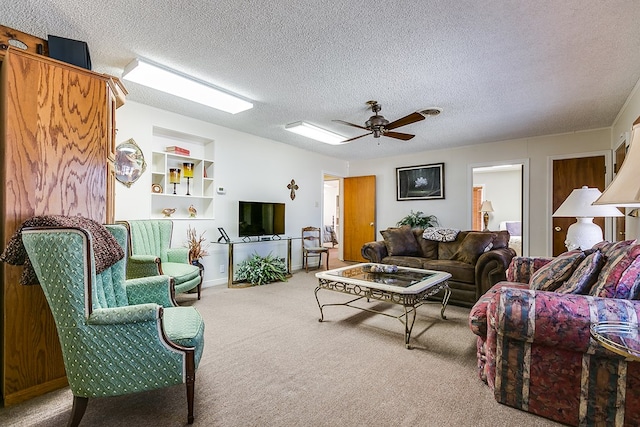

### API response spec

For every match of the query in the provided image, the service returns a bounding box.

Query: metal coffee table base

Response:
[315,278,451,349]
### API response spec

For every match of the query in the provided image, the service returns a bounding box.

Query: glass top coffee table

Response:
[315,263,452,349]
[590,321,640,361]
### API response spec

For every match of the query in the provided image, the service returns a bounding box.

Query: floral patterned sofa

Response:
[469,240,640,426]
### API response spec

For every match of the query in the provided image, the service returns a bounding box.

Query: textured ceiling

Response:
[3,1,640,161]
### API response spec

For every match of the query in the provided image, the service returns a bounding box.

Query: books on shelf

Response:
[165,146,190,156]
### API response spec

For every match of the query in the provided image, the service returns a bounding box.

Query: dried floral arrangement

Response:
[186,226,210,262]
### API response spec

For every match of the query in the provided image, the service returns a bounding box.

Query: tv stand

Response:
[216,237,300,287]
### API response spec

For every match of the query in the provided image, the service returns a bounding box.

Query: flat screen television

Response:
[238,201,285,237]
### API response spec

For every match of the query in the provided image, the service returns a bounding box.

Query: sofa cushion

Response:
[529,250,585,292]
[380,225,420,257]
[590,242,640,298]
[451,232,496,265]
[413,228,438,259]
[555,250,605,294]
[629,271,640,300]
[423,259,475,284]
[380,256,424,269]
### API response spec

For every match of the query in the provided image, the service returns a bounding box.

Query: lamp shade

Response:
[593,118,640,207]
[553,186,624,218]
[480,200,494,212]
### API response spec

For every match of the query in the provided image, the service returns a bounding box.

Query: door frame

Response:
[468,159,530,256]
[322,170,345,260]
[547,150,612,255]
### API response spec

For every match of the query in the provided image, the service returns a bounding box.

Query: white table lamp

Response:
[553,186,623,250]
[593,117,640,208]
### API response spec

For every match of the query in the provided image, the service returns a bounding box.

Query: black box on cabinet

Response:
[47,35,91,70]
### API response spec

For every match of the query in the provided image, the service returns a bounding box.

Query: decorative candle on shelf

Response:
[183,162,194,195]
[169,168,181,194]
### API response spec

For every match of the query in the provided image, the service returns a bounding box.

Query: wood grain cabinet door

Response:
[1,48,114,405]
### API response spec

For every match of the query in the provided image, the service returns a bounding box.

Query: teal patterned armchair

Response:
[120,220,202,299]
[21,224,205,426]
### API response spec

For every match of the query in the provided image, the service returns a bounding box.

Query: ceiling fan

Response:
[333,101,439,143]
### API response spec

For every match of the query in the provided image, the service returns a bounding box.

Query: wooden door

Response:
[472,186,483,230]
[552,156,605,256]
[1,48,112,405]
[343,175,376,261]
[614,142,627,241]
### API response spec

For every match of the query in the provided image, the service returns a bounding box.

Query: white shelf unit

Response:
[150,126,214,220]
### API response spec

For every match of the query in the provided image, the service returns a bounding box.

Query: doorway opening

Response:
[470,161,529,256]
[323,174,341,263]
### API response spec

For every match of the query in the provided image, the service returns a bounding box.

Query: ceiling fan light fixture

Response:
[284,121,345,145]
[420,108,442,117]
[122,58,253,114]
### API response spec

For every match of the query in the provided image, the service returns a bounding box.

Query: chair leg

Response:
[185,352,196,424]
[186,379,195,424]
[325,251,329,270]
[67,396,88,427]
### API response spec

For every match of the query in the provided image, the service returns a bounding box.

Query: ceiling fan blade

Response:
[384,131,415,141]
[332,119,369,130]
[341,132,373,143]
[385,112,425,130]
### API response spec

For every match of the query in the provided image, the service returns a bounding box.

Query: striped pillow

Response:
[529,250,586,292]
[555,250,605,294]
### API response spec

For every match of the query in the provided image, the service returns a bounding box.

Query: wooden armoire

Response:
[0,47,116,405]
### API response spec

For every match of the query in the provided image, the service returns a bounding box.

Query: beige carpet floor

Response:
[0,269,562,426]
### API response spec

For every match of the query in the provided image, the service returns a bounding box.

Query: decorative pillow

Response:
[529,250,585,292]
[380,225,420,257]
[422,227,459,242]
[628,272,640,300]
[555,250,605,294]
[589,243,640,298]
[451,232,496,265]
[505,221,522,236]
[614,256,640,299]
[491,230,510,249]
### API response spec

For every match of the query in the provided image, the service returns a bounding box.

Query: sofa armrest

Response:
[361,241,388,263]
[475,247,517,298]
[506,256,553,283]
[489,287,640,355]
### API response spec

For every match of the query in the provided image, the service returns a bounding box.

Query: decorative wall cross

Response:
[287,179,299,200]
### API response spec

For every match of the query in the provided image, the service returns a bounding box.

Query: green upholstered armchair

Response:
[21,224,205,426]
[120,220,202,299]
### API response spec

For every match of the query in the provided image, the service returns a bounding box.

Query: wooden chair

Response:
[302,226,329,272]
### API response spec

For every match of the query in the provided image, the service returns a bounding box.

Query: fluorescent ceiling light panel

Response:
[285,122,345,145]
[122,58,253,114]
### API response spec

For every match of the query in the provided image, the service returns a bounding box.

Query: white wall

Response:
[349,129,611,256]
[115,101,348,287]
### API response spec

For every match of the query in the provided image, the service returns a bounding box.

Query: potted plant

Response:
[185,226,209,271]
[235,252,288,286]
[396,210,439,229]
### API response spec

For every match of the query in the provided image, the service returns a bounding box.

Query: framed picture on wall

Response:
[396,163,445,201]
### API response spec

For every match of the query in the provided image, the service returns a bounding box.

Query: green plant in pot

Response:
[396,210,439,229]
[235,252,288,286]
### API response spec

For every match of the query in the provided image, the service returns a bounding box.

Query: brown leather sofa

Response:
[361,226,516,307]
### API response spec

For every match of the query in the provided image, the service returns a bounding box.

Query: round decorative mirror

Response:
[115,138,147,187]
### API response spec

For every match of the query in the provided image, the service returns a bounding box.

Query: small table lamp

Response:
[169,168,181,194]
[553,186,623,250]
[183,162,194,195]
[480,200,494,231]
